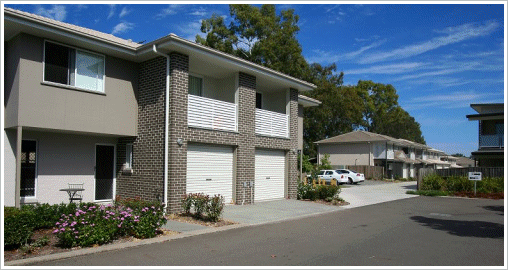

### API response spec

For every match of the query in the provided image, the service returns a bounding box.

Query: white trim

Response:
[20,139,38,200]
[43,39,106,93]
[94,143,116,202]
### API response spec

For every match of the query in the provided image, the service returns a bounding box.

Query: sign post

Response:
[468,172,482,196]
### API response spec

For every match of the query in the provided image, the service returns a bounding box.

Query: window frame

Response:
[188,73,204,97]
[43,40,106,93]
[125,143,133,169]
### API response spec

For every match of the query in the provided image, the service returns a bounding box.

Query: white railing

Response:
[188,94,238,132]
[255,108,289,138]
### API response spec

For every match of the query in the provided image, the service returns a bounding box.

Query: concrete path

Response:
[222,199,343,225]
[340,181,418,209]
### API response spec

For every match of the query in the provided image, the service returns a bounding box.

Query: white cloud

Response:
[156,4,182,19]
[107,4,116,19]
[189,7,207,17]
[175,20,204,42]
[359,21,499,64]
[345,62,426,75]
[403,90,503,111]
[112,22,134,35]
[119,7,132,18]
[345,39,387,59]
[35,5,66,21]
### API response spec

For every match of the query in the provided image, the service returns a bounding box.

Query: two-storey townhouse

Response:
[3,8,318,211]
[315,130,453,179]
[466,103,504,167]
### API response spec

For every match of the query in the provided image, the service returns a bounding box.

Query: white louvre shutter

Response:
[186,144,234,203]
[255,149,285,201]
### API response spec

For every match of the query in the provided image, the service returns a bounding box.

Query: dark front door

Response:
[21,140,37,197]
[95,145,115,201]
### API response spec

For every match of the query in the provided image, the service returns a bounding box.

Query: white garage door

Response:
[187,144,234,204]
[255,149,285,202]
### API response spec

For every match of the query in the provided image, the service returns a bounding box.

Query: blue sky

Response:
[4,3,505,157]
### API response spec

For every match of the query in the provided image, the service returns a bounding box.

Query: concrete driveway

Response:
[223,180,418,224]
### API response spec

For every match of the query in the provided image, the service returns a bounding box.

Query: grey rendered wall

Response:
[319,143,372,166]
[14,34,138,136]
[3,130,17,206]
[4,36,21,128]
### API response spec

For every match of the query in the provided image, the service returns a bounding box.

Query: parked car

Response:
[316,170,349,184]
[336,169,365,184]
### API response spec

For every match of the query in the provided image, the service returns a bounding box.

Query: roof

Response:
[397,139,431,149]
[456,157,476,165]
[466,112,504,121]
[298,95,321,107]
[4,7,140,49]
[4,7,316,92]
[315,130,401,144]
[470,103,504,114]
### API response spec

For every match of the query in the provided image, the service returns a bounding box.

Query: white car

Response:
[316,170,349,184]
[336,169,365,184]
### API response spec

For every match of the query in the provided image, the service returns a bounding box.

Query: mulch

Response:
[299,199,350,206]
[165,213,237,227]
[4,227,178,262]
[452,192,504,200]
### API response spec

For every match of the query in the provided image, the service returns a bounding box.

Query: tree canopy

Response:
[197,4,426,157]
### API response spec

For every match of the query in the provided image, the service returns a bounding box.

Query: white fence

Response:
[255,108,289,138]
[188,94,238,132]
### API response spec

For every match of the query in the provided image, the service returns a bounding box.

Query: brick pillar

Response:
[287,88,299,199]
[235,72,256,204]
[167,52,189,212]
[116,57,166,202]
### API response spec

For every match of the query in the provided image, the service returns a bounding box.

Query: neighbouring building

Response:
[466,103,504,167]
[456,157,477,167]
[3,7,319,211]
[315,130,456,179]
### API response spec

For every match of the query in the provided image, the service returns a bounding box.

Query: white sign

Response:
[468,172,482,181]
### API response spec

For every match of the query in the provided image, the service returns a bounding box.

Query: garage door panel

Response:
[187,144,233,203]
[255,149,285,202]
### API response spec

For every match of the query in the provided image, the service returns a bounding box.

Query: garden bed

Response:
[452,191,503,200]
[300,199,350,206]
[4,227,178,262]
[166,213,237,227]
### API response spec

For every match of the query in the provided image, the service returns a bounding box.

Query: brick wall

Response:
[116,57,166,202]
[117,53,300,212]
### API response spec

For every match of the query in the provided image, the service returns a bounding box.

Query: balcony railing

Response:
[255,108,289,138]
[188,94,238,132]
[479,134,504,148]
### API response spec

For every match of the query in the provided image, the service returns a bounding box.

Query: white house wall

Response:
[318,143,372,166]
[20,131,117,205]
[4,129,17,207]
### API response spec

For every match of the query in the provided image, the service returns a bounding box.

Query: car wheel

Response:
[348,178,353,185]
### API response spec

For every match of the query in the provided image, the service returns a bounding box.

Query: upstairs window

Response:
[188,75,203,96]
[44,41,105,92]
[256,92,262,109]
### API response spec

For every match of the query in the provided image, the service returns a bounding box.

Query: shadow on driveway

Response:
[482,205,504,215]
[410,216,504,239]
[401,184,417,190]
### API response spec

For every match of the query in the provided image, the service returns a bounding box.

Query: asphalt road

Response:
[33,196,504,266]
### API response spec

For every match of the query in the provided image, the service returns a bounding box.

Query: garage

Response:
[186,144,234,203]
[255,149,286,202]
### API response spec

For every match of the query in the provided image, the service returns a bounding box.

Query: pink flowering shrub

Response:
[54,199,166,247]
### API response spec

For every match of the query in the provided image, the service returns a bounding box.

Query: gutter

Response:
[152,45,170,212]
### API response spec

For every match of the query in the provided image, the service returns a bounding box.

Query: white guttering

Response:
[140,34,316,91]
[152,45,170,211]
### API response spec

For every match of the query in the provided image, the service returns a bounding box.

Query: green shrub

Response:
[316,185,340,200]
[477,177,504,193]
[4,207,35,248]
[297,182,317,200]
[420,174,444,191]
[192,193,208,218]
[205,195,225,222]
[181,194,193,214]
[443,176,473,192]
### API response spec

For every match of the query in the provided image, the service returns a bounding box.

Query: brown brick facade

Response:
[117,53,300,212]
[116,56,166,202]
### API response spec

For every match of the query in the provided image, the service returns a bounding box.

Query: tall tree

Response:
[196,4,309,79]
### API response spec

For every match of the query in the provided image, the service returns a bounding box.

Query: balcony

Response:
[188,94,238,132]
[479,134,504,148]
[255,108,289,138]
